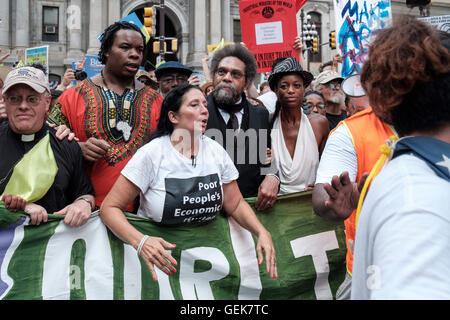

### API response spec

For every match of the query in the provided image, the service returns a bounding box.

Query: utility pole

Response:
[159,0,165,61]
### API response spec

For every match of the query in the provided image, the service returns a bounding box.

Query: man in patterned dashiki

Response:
[48,21,163,212]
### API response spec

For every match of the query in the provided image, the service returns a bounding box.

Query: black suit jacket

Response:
[205,94,273,198]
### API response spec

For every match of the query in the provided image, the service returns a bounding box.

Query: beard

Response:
[329,91,345,105]
[212,83,240,106]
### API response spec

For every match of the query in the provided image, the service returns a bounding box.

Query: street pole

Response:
[159,0,165,61]
[300,9,305,65]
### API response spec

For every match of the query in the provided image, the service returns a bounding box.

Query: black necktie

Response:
[227,113,239,131]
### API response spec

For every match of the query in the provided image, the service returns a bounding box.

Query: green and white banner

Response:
[0,192,346,300]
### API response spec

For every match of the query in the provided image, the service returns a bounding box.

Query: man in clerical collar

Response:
[0,64,95,226]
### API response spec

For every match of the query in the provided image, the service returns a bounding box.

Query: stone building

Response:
[0,0,449,86]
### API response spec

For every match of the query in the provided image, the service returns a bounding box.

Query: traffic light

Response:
[329,31,336,49]
[153,41,167,54]
[144,6,156,36]
[171,39,178,53]
[312,37,318,54]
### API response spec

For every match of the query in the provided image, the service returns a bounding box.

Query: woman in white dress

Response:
[268,57,329,194]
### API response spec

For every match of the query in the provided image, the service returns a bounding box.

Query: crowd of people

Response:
[0,15,449,299]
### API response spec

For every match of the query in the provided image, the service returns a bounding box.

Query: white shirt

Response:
[271,113,319,194]
[218,108,244,131]
[351,154,450,299]
[257,91,277,122]
[122,135,239,225]
[315,124,358,184]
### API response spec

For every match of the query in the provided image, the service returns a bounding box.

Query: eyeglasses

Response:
[215,67,245,80]
[326,82,342,89]
[160,76,188,86]
[5,95,43,107]
[306,103,325,110]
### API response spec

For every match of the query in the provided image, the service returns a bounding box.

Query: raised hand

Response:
[323,171,368,219]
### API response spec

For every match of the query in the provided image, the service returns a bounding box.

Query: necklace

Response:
[100,71,135,142]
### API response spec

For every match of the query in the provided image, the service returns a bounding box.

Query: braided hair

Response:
[98,21,146,65]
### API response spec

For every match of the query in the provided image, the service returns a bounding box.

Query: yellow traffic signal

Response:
[171,39,178,53]
[312,37,318,54]
[144,6,156,36]
[153,41,167,54]
[329,31,336,49]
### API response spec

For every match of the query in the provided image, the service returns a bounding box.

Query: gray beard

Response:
[213,84,240,106]
[329,92,345,105]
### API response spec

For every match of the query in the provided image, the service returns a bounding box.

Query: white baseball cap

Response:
[2,66,50,94]
[341,74,366,97]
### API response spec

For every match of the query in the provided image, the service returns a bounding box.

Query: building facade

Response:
[0,0,449,86]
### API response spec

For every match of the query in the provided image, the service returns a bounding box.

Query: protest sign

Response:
[296,0,308,11]
[0,192,346,300]
[419,14,450,32]
[25,46,49,73]
[239,0,299,73]
[333,0,392,77]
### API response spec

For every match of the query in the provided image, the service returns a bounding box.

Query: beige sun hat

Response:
[315,69,344,85]
[2,66,50,94]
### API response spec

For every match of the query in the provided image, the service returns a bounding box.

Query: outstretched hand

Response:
[323,171,369,220]
[256,230,278,279]
[138,236,178,281]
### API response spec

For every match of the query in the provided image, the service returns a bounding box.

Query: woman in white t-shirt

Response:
[100,84,277,281]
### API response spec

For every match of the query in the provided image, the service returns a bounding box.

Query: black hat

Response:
[268,57,314,90]
[154,61,193,80]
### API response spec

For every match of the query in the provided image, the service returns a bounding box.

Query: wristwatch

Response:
[76,197,94,210]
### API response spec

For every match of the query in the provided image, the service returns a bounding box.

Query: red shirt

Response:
[48,79,162,211]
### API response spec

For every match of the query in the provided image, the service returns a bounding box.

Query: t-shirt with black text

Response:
[122,135,239,225]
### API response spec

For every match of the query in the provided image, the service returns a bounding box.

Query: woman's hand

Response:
[138,236,178,281]
[256,230,278,279]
